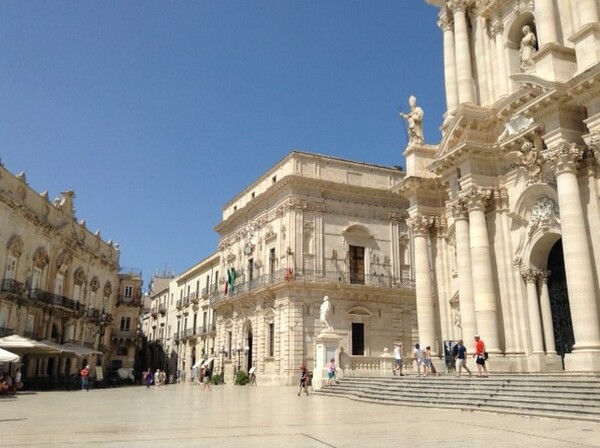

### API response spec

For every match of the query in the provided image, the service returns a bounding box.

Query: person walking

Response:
[326,358,337,386]
[144,368,153,388]
[298,366,309,396]
[423,346,433,377]
[474,335,489,377]
[249,366,257,386]
[454,339,472,378]
[413,344,425,377]
[393,343,404,376]
[201,366,212,391]
[81,365,90,391]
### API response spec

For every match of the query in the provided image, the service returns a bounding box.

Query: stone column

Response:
[462,187,500,352]
[523,270,544,354]
[577,0,600,27]
[491,19,509,97]
[407,215,436,350]
[449,199,477,341]
[534,0,558,46]
[449,0,475,104]
[546,142,600,355]
[538,271,557,354]
[438,12,459,113]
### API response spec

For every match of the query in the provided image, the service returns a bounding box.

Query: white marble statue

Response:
[319,295,333,331]
[399,95,424,146]
[520,25,537,73]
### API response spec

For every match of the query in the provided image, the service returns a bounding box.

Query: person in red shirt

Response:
[81,365,90,391]
[473,335,488,377]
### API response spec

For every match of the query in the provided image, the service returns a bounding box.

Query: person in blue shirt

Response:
[454,339,472,378]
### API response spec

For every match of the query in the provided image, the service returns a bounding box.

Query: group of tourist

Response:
[392,335,489,378]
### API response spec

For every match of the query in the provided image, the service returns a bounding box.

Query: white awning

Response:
[62,343,102,357]
[192,357,215,369]
[0,335,62,355]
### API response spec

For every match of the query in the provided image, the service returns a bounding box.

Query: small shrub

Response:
[211,374,221,385]
[235,370,249,385]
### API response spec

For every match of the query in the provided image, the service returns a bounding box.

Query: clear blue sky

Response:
[0,1,445,288]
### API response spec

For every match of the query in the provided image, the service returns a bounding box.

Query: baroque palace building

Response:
[410,0,600,372]
[0,162,142,385]
[210,151,415,385]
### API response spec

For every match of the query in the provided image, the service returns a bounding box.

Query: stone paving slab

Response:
[1,383,599,447]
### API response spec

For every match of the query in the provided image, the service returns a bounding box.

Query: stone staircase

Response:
[314,374,600,422]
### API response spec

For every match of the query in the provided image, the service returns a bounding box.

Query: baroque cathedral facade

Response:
[411,0,600,372]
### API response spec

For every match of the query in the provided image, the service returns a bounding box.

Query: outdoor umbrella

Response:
[0,347,20,363]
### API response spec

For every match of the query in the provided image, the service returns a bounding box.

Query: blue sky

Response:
[0,1,444,288]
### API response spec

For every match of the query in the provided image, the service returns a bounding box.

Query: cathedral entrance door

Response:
[547,240,575,368]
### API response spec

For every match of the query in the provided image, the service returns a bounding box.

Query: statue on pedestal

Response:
[399,95,424,146]
[319,296,333,332]
[519,25,537,73]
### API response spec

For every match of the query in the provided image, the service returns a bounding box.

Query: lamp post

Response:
[219,346,226,384]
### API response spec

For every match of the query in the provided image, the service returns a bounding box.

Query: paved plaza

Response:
[1,383,599,447]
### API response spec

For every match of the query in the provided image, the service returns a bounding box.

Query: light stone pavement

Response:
[1,383,599,448]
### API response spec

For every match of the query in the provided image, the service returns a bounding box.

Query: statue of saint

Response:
[399,95,424,146]
[319,296,333,331]
[519,25,537,73]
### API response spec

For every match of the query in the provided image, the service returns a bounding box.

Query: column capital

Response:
[538,270,551,285]
[490,19,504,37]
[546,141,585,175]
[448,198,469,220]
[583,130,600,164]
[407,215,432,236]
[448,0,472,13]
[437,13,454,31]
[522,269,541,283]
[459,186,492,212]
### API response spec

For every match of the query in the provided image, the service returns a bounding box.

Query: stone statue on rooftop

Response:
[399,95,424,146]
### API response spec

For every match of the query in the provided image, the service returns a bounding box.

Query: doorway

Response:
[246,332,253,370]
[547,240,575,364]
[351,323,364,355]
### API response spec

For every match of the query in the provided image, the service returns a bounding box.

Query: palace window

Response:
[349,245,365,284]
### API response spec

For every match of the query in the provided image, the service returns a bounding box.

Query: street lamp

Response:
[219,346,226,384]
[236,343,242,373]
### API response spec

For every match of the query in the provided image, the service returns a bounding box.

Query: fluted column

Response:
[407,215,436,350]
[491,19,508,97]
[449,199,477,341]
[523,270,544,354]
[546,142,600,352]
[438,12,459,113]
[538,271,557,354]
[449,0,475,104]
[534,0,558,46]
[461,187,500,352]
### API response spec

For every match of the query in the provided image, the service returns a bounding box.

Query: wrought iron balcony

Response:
[1,278,25,294]
[189,291,199,304]
[209,269,415,307]
[158,304,166,314]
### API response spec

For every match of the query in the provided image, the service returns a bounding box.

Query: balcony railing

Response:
[158,304,166,314]
[200,323,216,334]
[111,329,136,339]
[1,279,25,294]
[210,269,414,307]
[190,291,199,303]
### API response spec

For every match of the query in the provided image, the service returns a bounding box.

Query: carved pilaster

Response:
[490,18,504,37]
[545,141,585,175]
[406,215,432,236]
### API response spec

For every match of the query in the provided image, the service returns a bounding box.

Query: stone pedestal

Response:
[314,330,343,389]
[564,351,600,372]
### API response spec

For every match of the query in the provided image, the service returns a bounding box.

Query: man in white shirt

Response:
[413,343,425,377]
[393,343,404,376]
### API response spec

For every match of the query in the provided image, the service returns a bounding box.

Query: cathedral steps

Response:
[314,374,600,422]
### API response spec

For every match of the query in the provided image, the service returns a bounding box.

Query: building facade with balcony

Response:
[212,151,416,385]
[108,269,143,373]
[0,164,119,381]
[170,253,219,382]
